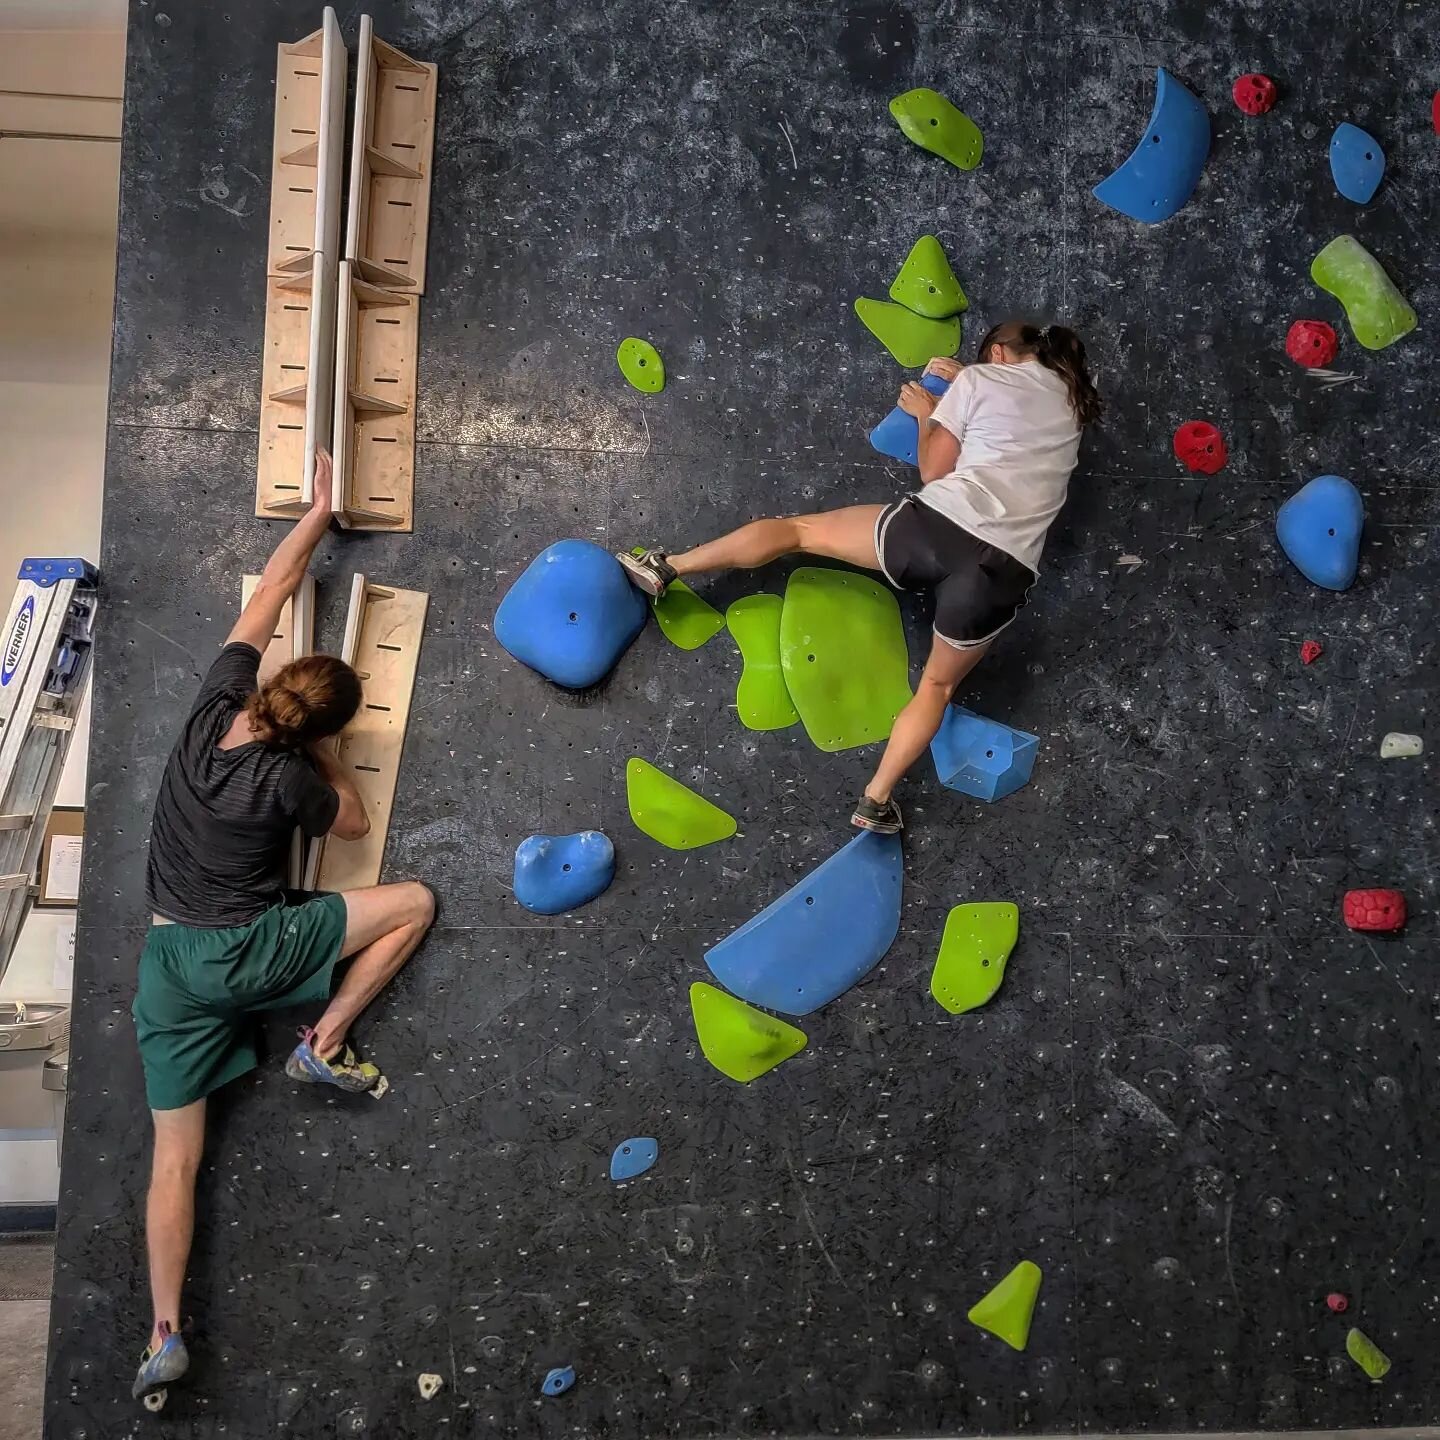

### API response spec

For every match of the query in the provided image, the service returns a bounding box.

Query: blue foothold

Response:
[868,373,950,466]
[1275,474,1364,591]
[1329,123,1385,205]
[609,1136,659,1181]
[542,1366,576,1397]
[494,539,648,690]
[513,831,615,915]
[1092,68,1211,224]
[931,708,1040,802]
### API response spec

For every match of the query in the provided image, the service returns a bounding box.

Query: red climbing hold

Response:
[1343,888,1407,933]
[1286,320,1338,369]
[1172,421,1228,475]
[1233,74,1277,116]
[1432,90,1440,135]
[1327,1292,1350,1314]
[1300,640,1323,665]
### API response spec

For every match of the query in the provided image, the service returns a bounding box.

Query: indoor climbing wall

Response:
[48,0,1440,1434]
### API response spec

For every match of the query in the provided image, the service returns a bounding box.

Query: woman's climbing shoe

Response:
[617,548,677,598]
[851,794,903,835]
[285,1027,383,1093]
[132,1321,188,1404]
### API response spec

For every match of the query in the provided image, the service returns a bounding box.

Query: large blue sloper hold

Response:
[494,540,647,689]
[1330,123,1385,205]
[1092,68,1211,224]
[1275,474,1364,591]
[932,707,1039,802]
[704,830,902,1017]
[512,831,615,915]
[868,374,950,466]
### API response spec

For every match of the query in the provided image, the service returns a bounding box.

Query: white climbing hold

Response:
[1115,554,1144,570]
[418,1373,444,1400]
[370,1075,391,1100]
[1380,732,1423,759]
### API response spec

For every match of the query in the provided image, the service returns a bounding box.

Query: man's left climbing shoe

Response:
[132,1321,188,1404]
[285,1027,383,1094]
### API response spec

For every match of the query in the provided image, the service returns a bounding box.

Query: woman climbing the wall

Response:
[620,320,1102,833]
[129,449,435,1407]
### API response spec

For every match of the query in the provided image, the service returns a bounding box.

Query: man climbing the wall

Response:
[129,450,436,1407]
[620,320,1102,833]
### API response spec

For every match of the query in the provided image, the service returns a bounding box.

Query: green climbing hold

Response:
[725,594,799,732]
[889,235,968,320]
[689,982,807,1083]
[889,87,984,171]
[779,567,911,752]
[854,298,960,368]
[1312,235,1416,351]
[1346,1328,1392,1381]
[968,1260,1042,1352]
[930,902,1018,1015]
[617,336,665,393]
[626,758,736,850]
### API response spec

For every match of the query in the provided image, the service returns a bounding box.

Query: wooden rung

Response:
[273,248,316,277]
[350,387,408,416]
[365,144,421,180]
[343,504,405,524]
[0,874,30,893]
[354,257,417,291]
[268,383,308,405]
[31,714,75,733]
[0,814,33,833]
[373,36,428,72]
[279,141,319,168]
[283,27,323,57]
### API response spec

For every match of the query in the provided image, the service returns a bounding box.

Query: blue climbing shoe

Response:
[132,1321,188,1401]
[285,1027,383,1094]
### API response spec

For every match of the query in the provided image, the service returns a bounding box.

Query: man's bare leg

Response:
[667,505,887,577]
[145,1100,205,1352]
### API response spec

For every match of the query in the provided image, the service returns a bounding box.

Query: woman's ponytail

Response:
[245,655,362,748]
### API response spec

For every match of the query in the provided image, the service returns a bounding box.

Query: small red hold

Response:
[1327,1292,1349,1314]
[1432,90,1440,135]
[1286,320,1338,369]
[1300,640,1323,665]
[1343,888,1407,933]
[1173,421,1228,475]
[1233,73,1278,116]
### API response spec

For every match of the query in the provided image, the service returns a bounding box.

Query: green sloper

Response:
[617,336,665,392]
[930,902,1018,1014]
[690,982,807,1083]
[725,594,799,731]
[626,758,736,850]
[889,88,984,171]
[653,582,725,650]
[968,1261,1042,1351]
[1311,235,1416,351]
[889,235,968,319]
[854,298,961,368]
[1346,1328,1392,1381]
[779,568,912,752]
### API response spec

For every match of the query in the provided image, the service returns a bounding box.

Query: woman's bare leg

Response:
[669,505,887,577]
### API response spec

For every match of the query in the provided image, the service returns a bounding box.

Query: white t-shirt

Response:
[921,360,1082,572]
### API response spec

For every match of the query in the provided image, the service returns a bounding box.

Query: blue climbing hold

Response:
[541,1366,575,1397]
[704,830,902,1017]
[494,540,647,689]
[1330,123,1385,204]
[931,707,1040,802]
[1092,68,1211,224]
[609,1136,659,1181]
[1275,474,1364,591]
[512,831,615,915]
[868,374,950,466]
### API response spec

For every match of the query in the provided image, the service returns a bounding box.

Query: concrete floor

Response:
[0,1238,52,1440]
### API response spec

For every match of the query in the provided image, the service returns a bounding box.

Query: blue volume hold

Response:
[1329,123,1385,205]
[541,1366,576,1397]
[494,539,647,689]
[868,374,950,466]
[1275,474,1364,591]
[931,707,1040,802]
[704,830,903,1017]
[1092,68,1211,224]
[513,831,615,915]
[609,1136,659,1181]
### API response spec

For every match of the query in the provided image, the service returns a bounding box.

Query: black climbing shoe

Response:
[851,795,903,835]
[617,548,678,598]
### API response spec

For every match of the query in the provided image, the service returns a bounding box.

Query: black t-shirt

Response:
[144,643,340,927]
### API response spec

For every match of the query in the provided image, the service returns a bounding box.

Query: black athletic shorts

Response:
[874,495,1038,649]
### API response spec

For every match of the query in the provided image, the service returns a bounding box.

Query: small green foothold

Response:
[631,552,723,650]
[930,902,1018,1014]
[690,982,807,1083]
[890,87,984,171]
[626,758,736,850]
[617,336,665,393]
[1346,1328,1392,1381]
[889,235,968,319]
[854,298,960,368]
[725,595,799,732]
[1311,235,1416,351]
[968,1260,1042,1352]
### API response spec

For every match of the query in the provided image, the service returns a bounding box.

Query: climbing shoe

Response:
[617,548,677,598]
[851,794,903,835]
[285,1027,383,1094]
[132,1321,188,1401]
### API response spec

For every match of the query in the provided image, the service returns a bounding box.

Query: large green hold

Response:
[930,902,1018,1014]
[725,595,799,731]
[1311,235,1416,351]
[779,568,911,752]
[626,758,736,850]
[890,88,984,171]
[1346,1328,1392,1381]
[690,983,807,1083]
[889,235,968,319]
[617,336,665,392]
[652,582,725,650]
[854,298,960,368]
[968,1260,1042,1351]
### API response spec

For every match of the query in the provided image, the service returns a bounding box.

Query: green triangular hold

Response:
[726,594,799,732]
[626,758,736,850]
[889,235,968,319]
[690,982,807,1083]
[1346,1328,1392,1381]
[617,336,665,393]
[968,1260,1042,1351]
[930,902,1018,1015]
[854,298,960,368]
[889,88,984,171]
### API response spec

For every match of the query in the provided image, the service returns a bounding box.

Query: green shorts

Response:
[132,892,349,1111]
